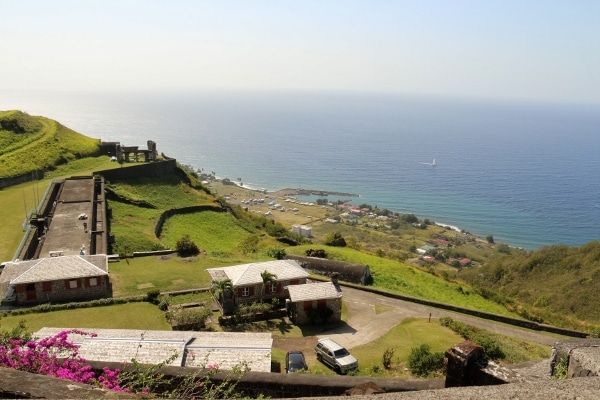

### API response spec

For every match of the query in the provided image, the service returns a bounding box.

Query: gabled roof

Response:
[206,259,309,286]
[287,281,342,302]
[33,328,272,372]
[2,255,108,285]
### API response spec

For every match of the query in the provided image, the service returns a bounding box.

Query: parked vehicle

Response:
[285,351,308,373]
[314,338,358,374]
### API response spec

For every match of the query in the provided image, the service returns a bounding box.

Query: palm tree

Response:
[212,279,234,314]
[260,270,278,302]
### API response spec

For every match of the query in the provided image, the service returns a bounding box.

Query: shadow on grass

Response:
[222,318,294,335]
[299,320,355,336]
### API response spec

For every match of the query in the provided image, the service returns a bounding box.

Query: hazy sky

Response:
[2,1,599,104]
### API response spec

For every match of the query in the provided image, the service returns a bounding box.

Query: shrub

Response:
[146,289,161,304]
[323,232,347,247]
[176,234,200,257]
[552,355,569,379]
[407,344,444,377]
[266,248,286,260]
[305,248,328,258]
[382,348,395,369]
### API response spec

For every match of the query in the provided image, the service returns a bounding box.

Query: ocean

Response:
[2,90,599,250]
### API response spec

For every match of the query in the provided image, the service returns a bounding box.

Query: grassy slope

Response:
[457,242,600,328]
[0,111,100,178]
[289,245,517,317]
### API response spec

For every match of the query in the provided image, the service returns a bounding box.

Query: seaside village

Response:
[3,143,597,399]
[0,146,479,374]
[0,143,363,378]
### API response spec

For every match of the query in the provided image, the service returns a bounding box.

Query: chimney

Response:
[331,272,341,292]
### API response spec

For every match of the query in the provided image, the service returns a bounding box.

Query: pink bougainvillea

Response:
[0,329,124,391]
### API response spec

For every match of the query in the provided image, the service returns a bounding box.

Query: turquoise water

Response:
[2,90,599,250]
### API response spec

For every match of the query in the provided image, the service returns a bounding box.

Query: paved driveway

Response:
[318,286,561,349]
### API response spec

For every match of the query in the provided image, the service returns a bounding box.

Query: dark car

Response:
[285,351,308,373]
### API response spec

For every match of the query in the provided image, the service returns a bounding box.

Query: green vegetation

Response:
[175,234,200,257]
[0,302,171,332]
[439,317,549,363]
[407,344,445,377]
[0,111,100,178]
[108,256,223,297]
[347,318,460,377]
[290,245,516,317]
[457,242,600,329]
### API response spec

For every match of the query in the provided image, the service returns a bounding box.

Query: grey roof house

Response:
[34,328,273,372]
[286,281,343,325]
[206,260,310,309]
[0,255,110,305]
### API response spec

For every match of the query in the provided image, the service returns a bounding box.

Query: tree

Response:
[176,234,200,257]
[212,279,234,315]
[260,270,278,302]
[323,232,347,247]
[486,234,495,244]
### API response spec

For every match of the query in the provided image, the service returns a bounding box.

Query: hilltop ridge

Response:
[0,110,100,179]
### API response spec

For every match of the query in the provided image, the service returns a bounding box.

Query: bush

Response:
[305,248,328,258]
[382,348,395,369]
[323,232,347,247]
[266,248,286,260]
[176,234,200,257]
[407,344,444,377]
[146,289,161,304]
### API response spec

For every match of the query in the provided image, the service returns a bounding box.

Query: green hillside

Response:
[0,110,100,178]
[457,242,600,329]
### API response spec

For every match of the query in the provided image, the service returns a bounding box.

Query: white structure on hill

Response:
[291,224,312,238]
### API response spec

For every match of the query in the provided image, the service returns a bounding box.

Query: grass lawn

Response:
[160,211,255,253]
[108,254,267,297]
[0,302,171,333]
[347,318,463,377]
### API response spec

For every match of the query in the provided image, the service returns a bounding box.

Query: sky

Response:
[1,0,599,104]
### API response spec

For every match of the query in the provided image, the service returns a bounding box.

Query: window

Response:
[68,280,78,289]
[89,277,98,286]
[26,283,35,292]
[270,283,277,293]
[241,287,249,297]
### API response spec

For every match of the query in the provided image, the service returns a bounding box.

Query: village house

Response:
[0,255,110,305]
[206,260,309,309]
[286,280,342,325]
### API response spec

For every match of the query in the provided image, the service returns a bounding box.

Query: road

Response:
[320,286,561,349]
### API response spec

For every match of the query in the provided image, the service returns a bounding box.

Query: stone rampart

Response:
[95,158,177,182]
[0,169,44,189]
